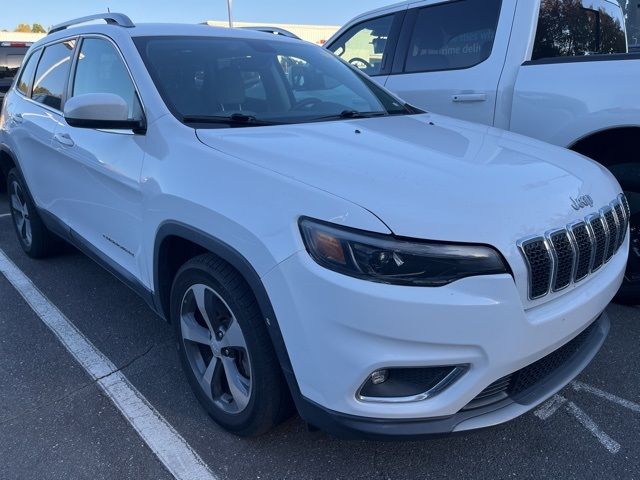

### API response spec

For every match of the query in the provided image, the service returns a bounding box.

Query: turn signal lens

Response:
[310,230,346,265]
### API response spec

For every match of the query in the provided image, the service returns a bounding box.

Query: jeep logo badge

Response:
[570,195,594,211]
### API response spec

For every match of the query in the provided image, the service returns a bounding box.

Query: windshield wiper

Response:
[182,113,282,127]
[314,110,389,122]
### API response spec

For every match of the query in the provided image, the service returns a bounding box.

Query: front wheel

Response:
[170,254,292,436]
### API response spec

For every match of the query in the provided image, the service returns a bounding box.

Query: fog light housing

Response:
[358,366,467,402]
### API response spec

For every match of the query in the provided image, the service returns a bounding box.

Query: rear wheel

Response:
[170,254,292,436]
[7,169,62,258]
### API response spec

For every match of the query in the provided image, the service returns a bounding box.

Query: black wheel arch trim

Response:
[0,143,22,178]
[153,221,303,399]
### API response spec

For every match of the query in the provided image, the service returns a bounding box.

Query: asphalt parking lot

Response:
[0,192,639,480]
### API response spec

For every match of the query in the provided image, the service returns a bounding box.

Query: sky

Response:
[1,1,398,31]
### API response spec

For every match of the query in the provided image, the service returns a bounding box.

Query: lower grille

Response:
[464,321,598,410]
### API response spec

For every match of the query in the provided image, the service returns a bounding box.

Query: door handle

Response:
[53,132,75,147]
[11,112,23,124]
[452,93,487,103]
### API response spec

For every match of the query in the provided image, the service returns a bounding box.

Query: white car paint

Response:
[0,21,628,436]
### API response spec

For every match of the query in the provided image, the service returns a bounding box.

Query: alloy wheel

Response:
[10,180,32,248]
[179,284,252,414]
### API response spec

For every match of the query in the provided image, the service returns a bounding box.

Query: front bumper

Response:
[296,313,609,439]
[262,248,624,437]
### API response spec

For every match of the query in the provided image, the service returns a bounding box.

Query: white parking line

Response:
[0,249,217,480]
[565,401,621,454]
[0,213,11,218]
[534,394,568,420]
[572,381,640,414]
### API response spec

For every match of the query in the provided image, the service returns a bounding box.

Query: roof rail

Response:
[239,26,301,40]
[49,13,134,35]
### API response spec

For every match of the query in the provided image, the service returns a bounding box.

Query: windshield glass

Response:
[134,36,411,127]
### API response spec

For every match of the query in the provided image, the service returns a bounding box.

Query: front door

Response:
[52,36,146,279]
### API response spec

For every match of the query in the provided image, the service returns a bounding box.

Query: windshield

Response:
[134,36,412,127]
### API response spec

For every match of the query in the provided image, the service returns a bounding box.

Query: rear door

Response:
[5,39,77,211]
[325,9,405,88]
[385,0,512,126]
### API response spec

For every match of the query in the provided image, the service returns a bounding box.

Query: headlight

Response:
[299,217,509,287]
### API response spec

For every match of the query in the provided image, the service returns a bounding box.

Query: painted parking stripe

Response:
[572,381,640,414]
[0,249,217,480]
[534,394,567,420]
[565,401,621,454]
[0,213,11,218]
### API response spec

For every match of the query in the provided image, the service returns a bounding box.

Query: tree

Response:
[31,23,46,33]
[14,23,32,33]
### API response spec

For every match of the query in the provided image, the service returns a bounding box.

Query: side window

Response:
[32,40,76,111]
[404,0,502,73]
[72,38,142,120]
[16,50,41,96]
[329,14,395,76]
[532,0,627,61]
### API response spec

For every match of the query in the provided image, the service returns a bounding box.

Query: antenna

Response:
[227,0,233,28]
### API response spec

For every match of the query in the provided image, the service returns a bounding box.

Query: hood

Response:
[196,113,621,255]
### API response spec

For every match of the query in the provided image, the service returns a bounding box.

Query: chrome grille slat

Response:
[613,203,626,250]
[568,222,593,282]
[519,237,553,300]
[602,207,618,262]
[547,229,575,291]
[588,214,607,271]
[519,196,626,301]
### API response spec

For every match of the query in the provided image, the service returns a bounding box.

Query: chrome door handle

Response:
[53,132,75,147]
[452,93,487,103]
[12,112,23,124]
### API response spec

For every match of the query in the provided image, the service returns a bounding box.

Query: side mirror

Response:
[64,93,145,132]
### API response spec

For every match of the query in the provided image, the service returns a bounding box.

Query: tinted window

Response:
[533,0,627,60]
[135,36,410,127]
[16,50,40,96]
[404,0,502,73]
[32,40,76,110]
[329,14,395,76]
[72,38,142,120]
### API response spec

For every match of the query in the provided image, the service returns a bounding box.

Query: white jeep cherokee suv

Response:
[0,14,630,439]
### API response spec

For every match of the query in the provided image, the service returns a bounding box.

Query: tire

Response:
[170,253,292,437]
[614,282,640,306]
[6,168,62,259]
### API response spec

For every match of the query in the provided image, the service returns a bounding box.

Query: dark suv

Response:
[0,41,31,190]
[0,42,32,101]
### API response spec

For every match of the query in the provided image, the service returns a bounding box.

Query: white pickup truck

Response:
[327,0,639,302]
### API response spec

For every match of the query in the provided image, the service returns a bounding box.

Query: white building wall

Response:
[0,32,46,43]
[204,21,340,45]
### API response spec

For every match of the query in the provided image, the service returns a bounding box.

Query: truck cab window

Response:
[533,0,627,60]
[328,14,395,76]
[404,0,502,73]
